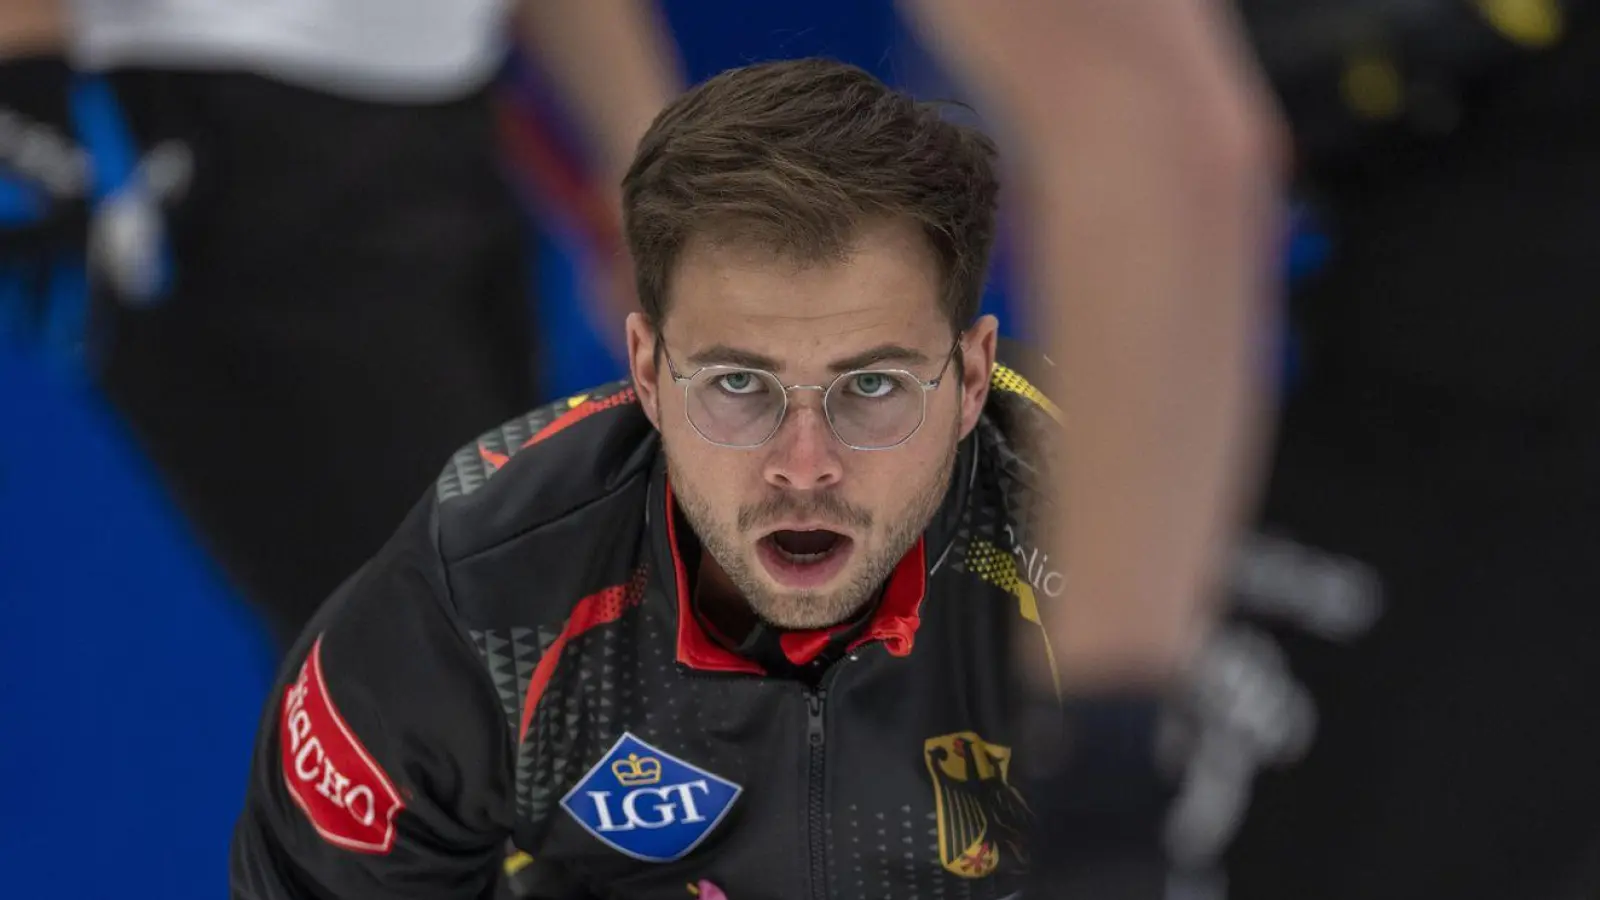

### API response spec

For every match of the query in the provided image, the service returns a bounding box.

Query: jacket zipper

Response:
[804,687,829,900]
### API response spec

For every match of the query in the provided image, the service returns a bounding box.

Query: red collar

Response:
[665,480,928,674]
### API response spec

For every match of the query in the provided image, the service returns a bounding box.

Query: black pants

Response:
[93,71,538,649]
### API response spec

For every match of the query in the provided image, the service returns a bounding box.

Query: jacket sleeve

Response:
[230,496,514,899]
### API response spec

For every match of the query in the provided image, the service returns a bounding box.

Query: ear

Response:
[957,315,999,439]
[626,313,663,430]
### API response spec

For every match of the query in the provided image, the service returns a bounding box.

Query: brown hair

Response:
[622,57,1000,333]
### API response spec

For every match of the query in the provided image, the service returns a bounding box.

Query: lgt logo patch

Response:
[561,733,741,862]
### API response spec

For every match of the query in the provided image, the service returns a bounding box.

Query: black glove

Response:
[1,60,189,365]
[1018,624,1318,900]
[1018,531,1387,899]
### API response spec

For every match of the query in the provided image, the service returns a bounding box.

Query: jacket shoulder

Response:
[432,380,658,564]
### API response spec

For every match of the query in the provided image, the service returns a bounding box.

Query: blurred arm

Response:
[512,0,685,347]
[0,0,65,57]
[514,0,685,185]
[900,0,1287,689]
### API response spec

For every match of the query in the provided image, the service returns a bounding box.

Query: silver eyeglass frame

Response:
[659,337,962,451]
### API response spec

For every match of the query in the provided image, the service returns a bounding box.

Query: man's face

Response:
[629,220,998,630]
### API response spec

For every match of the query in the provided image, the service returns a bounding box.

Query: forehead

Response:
[661,220,951,371]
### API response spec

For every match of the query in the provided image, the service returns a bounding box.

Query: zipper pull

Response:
[806,690,826,747]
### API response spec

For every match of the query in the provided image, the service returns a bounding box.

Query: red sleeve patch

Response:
[280,636,405,854]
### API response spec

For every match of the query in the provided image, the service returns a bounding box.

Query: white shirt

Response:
[69,0,515,101]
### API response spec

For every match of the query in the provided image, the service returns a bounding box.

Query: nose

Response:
[762,396,843,491]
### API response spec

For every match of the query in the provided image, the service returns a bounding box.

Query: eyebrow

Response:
[686,344,783,371]
[685,342,933,374]
[826,344,932,373]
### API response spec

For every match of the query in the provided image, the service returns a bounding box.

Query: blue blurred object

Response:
[1,237,273,900]
[1277,201,1334,394]
[72,72,178,310]
[659,0,901,82]
[0,170,45,224]
[1285,203,1333,284]
[533,224,626,398]
[1,72,174,380]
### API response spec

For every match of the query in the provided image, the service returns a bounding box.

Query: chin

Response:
[758,607,849,631]
[754,586,867,632]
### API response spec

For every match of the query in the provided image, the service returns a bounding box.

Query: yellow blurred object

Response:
[966,539,1061,698]
[503,851,534,877]
[1473,0,1565,48]
[1341,51,1405,120]
[990,363,1062,422]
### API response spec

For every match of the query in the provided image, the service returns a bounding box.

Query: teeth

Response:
[778,548,829,564]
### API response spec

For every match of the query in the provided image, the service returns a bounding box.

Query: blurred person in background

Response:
[901,1,1289,896]
[1,0,84,359]
[62,0,684,650]
[3,7,278,899]
[905,1,1600,899]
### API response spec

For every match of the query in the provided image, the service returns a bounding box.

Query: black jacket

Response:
[231,346,1062,900]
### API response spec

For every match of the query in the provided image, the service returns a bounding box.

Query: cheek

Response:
[668,438,761,502]
[883,422,959,497]
[915,399,964,451]
[849,451,933,513]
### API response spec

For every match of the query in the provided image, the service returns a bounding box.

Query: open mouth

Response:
[768,529,845,563]
[757,529,854,588]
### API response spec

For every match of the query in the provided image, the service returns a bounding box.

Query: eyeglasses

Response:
[659,338,961,451]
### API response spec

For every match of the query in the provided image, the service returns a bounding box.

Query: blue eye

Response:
[716,371,764,395]
[848,372,897,398]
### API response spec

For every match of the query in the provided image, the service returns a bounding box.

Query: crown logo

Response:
[612,753,662,787]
